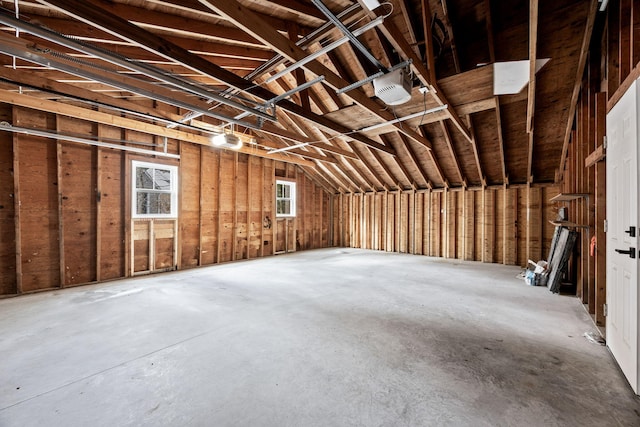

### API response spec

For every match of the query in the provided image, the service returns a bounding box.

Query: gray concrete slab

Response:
[0,248,639,426]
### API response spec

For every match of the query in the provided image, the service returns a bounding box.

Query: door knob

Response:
[624,226,636,237]
[615,247,637,258]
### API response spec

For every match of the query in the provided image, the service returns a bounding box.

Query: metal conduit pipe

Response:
[0,122,181,159]
[311,0,387,71]
[194,3,363,125]
[0,35,261,130]
[0,9,274,122]
[0,75,244,139]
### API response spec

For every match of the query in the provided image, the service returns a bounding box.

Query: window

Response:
[132,161,178,218]
[276,180,296,217]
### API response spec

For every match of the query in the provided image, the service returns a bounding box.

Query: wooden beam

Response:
[417,127,447,187]
[368,146,403,190]
[38,0,396,156]
[382,134,416,189]
[494,100,508,184]
[421,0,437,83]
[0,89,316,167]
[594,92,606,325]
[527,0,539,134]
[260,122,359,160]
[374,14,473,143]
[351,145,392,191]
[439,121,465,186]
[466,116,486,186]
[338,156,377,192]
[527,131,534,183]
[195,0,421,154]
[398,133,433,189]
[585,144,606,167]
[0,65,179,122]
[557,0,598,182]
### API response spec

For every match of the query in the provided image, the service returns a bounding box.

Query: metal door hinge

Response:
[603,135,608,149]
[604,219,608,232]
[604,303,608,316]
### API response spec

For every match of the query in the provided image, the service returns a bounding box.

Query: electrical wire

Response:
[416,89,428,130]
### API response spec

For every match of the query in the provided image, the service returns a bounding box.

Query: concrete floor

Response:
[1,248,639,427]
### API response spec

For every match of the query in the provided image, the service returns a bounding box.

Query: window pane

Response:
[136,192,149,214]
[282,185,290,198]
[158,193,172,214]
[277,199,291,215]
[136,167,153,189]
[276,183,283,198]
[154,169,172,190]
[137,192,171,215]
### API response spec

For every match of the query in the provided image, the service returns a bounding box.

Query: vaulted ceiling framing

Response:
[0,0,597,194]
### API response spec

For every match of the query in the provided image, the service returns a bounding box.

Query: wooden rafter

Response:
[416,127,447,187]
[0,88,315,166]
[262,123,358,159]
[351,147,390,191]
[420,0,437,83]
[17,14,274,61]
[438,0,461,73]
[380,134,416,189]
[49,0,263,47]
[558,0,598,182]
[398,133,434,188]
[300,165,338,194]
[314,160,351,192]
[483,0,507,184]
[337,156,377,192]
[254,134,338,163]
[375,12,473,143]
[39,0,395,156]
[368,146,403,190]
[0,65,178,122]
[439,121,465,186]
[194,0,434,153]
[494,101,508,184]
[326,161,365,193]
[527,0,538,135]
[466,115,486,186]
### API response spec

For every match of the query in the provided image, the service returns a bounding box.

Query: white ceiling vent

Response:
[373,68,412,106]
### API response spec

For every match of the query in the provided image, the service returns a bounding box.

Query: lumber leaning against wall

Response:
[333,185,560,267]
[0,105,331,297]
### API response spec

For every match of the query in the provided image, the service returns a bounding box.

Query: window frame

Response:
[131,160,179,219]
[275,179,296,218]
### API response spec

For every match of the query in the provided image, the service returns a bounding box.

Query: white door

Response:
[606,79,640,393]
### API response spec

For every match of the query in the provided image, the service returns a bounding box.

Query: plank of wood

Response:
[585,144,606,167]
[527,0,539,134]
[15,107,61,292]
[11,110,22,294]
[594,91,606,324]
[557,1,598,181]
[0,89,316,167]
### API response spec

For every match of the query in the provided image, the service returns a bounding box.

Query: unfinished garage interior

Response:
[1,0,640,424]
